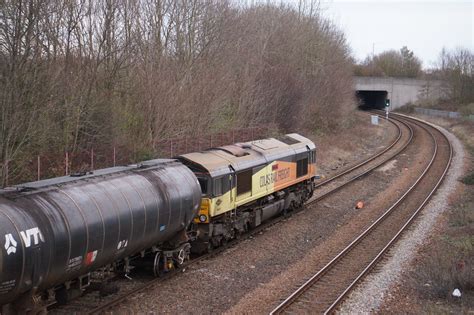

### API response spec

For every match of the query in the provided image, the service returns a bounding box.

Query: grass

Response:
[413,206,473,311]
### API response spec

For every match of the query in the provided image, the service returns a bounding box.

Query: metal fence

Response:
[154,127,269,157]
[1,126,272,187]
[414,107,461,119]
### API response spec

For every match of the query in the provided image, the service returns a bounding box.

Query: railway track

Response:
[50,113,417,314]
[269,113,452,314]
[308,113,413,205]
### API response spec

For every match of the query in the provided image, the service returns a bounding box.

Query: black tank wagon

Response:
[0,159,201,313]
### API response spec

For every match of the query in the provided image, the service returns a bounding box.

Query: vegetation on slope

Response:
[0,0,354,185]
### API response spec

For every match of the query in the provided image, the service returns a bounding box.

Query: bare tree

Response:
[0,0,354,185]
[436,47,473,104]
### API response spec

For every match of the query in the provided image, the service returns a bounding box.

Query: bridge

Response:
[354,76,445,109]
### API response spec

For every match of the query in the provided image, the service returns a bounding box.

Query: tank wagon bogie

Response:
[178,133,317,252]
[0,159,201,313]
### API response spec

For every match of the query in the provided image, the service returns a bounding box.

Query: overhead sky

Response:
[316,0,473,68]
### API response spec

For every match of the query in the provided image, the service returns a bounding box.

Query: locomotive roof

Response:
[0,159,178,196]
[178,133,315,177]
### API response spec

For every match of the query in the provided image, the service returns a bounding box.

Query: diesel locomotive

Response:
[0,133,316,313]
[178,133,316,253]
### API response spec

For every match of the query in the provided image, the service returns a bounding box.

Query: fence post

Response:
[37,155,41,181]
[91,148,94,171]
[65,152,69,176]
[113,146,116,167]
[232,130,235,143]
[5,160,8,187]
[170,139,173,158]
[210,134,212,148]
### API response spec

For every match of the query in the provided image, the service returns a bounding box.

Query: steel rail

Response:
[270,114,452,315]
[306,114,413,206]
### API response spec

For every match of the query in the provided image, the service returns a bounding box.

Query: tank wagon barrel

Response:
[0,159,201,311]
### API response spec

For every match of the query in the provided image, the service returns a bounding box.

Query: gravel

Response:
[338,119,465,314]
[108,112,455,314]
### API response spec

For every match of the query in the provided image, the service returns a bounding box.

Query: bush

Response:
[396,103,416,113]
[460,172,474,185]
[354,46,422,78]
[459,103,474,116]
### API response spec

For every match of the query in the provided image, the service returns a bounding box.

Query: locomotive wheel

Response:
[207,242,214,253]
[234,229,241,240]
[220,238,228,247]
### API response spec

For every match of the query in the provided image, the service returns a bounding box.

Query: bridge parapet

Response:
[354,76,446,109]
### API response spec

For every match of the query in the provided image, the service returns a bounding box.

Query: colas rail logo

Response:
[259,164,291,188]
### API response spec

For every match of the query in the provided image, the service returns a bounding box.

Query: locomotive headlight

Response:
[199,214,207,222]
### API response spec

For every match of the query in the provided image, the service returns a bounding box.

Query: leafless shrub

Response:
[435,47,474,105]
[0,0,354,185]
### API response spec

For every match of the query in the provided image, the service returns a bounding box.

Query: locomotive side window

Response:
[214,178,222,196]
[296,158,308,177]
[237,169,252,195]
[214,176,231,197]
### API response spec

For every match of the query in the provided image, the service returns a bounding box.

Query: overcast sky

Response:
[316,0,473,68]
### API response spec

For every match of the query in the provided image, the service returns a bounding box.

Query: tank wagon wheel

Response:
[153,252,163,277]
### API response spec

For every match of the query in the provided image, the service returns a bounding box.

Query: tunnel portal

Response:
[356,90,388,110]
